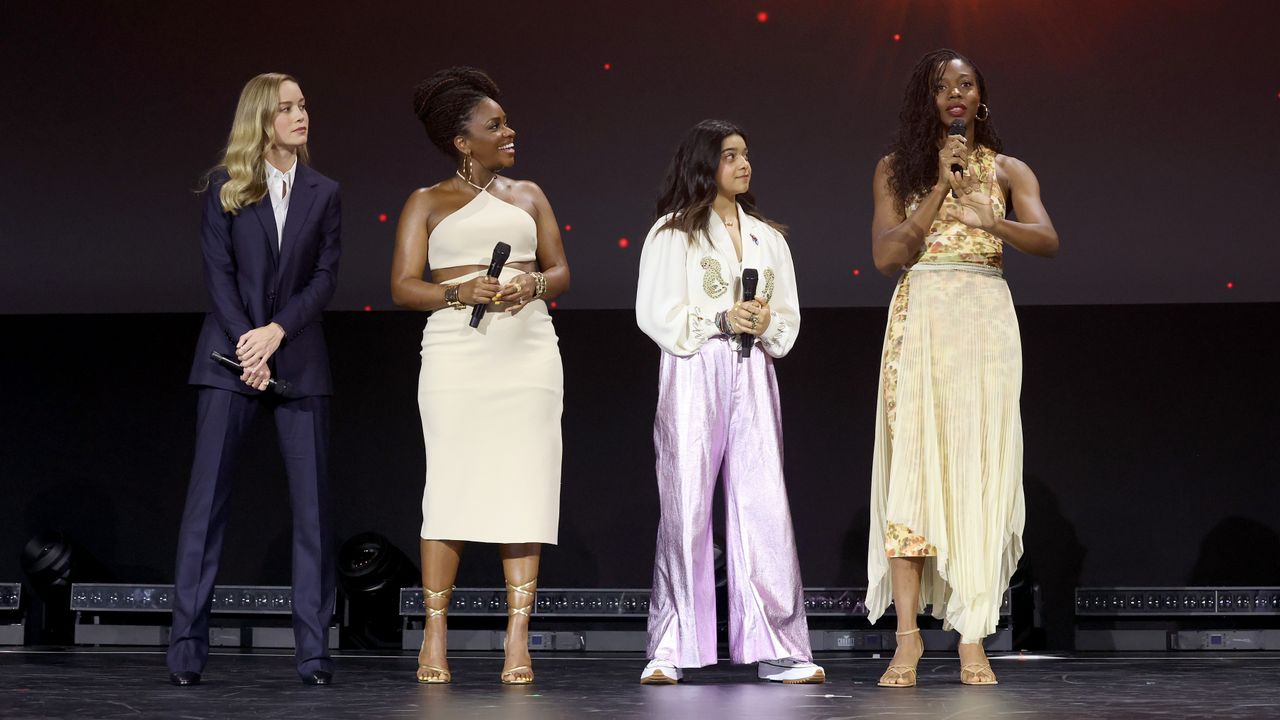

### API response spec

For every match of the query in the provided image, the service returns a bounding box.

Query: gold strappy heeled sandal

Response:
[416,586,454,684]
[500,579,536,685]
[959,642,998,685]
[960,664,998,685]
[878,628,922,688]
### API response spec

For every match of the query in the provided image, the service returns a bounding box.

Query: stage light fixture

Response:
[338,532,419,649]
[1076,587,1280,651]
[1075,587,1280,616]
[397,587,1009,619]
[802,587,1010,617]
[0,583,21,645]
[0,583,19,610]
[400,587,653,618]
[70,583,294,614]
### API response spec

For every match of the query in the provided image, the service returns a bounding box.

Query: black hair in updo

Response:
[412,66,501,158]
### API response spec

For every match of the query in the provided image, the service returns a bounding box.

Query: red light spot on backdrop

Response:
[893,33,902,42]
[618,238,630,249]
[377,213,388,223]
[1226,282,1234,289]
[363,305,372,312]
[563,224,572,232]
[603,63,612,71]
[852,268,862,277]
[756,11,769,23]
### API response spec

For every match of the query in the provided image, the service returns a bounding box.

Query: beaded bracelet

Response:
[715,310,733,336]
[530,271,548,299]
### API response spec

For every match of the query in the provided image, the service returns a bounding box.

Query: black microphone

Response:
[211,351,293,397]
[739,268,759,359]
[470,241,512,328]
[948,119,966,198]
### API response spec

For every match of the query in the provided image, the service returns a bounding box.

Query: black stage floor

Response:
[2,649,1278,720]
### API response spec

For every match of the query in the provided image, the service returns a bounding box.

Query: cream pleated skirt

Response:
[865,263,1025,642]
[418,268,563,544]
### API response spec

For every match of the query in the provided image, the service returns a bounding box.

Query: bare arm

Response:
[390,189,454,311]
[871,152,955,277]
[526,181,570,299]
[990,156,1059,257]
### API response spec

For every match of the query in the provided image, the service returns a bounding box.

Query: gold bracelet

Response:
[443,284,465,310]
[530,271,547,299]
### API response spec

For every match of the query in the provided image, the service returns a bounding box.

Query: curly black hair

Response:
[412,66,501,158]
[655,119,786,241]
[886,49,1003,212]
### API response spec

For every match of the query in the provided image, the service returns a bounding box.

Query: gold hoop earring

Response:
[463,153,473,183]
[976,103,990,122]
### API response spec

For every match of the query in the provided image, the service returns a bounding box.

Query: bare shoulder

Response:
[405,180,454,210]
[995,153,1034,176]
[406,180,478,228]
[504,177,550,205]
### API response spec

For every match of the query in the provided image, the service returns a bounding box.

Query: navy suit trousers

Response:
[167,387,335,677]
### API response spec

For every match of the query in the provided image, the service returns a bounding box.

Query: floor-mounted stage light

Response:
[68,583,337,648]
[0,583,21,645]
[338,532,419,649]
[21,531,111,644]
[394,586,1015,653]
[1075,586,1280,651]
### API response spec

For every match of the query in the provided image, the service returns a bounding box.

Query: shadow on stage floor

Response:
[2,647,1278,719]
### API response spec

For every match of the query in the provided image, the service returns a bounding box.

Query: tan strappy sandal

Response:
[960,664,998,685]
[500,579,536,685]
[416,586,454,684]
[959,642,998,685]
[878,628,922,688]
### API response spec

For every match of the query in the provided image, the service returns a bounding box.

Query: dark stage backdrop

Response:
[1,305,1277,649]
[2,0,1278,312]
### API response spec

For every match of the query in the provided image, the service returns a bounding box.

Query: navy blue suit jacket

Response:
[188,164,341,397]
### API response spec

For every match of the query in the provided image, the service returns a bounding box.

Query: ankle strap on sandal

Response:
[506,579,537,616]
[506,579,537,596]
[895,628,920,636]
[423,586,455,618]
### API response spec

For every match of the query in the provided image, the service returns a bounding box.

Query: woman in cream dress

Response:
[390,67,569,686]
[867,49,1058,687]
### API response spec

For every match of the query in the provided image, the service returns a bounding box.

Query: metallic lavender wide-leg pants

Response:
[646,337,813,667]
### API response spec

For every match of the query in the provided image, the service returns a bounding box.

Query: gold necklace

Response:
[456,171,496,193]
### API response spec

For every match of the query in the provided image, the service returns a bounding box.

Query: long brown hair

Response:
[655,119,786,242]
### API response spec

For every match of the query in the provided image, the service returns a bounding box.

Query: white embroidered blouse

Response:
[635,204,800,358]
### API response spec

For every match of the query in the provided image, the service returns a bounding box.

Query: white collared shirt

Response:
[635,205,801,358]
[265,157,297,247]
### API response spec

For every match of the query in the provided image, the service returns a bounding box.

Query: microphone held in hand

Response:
[740,268,759,359]
[948,119,966,198]
[470,241,512,328]
[210,351,294,397]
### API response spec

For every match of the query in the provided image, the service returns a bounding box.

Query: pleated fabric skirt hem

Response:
[865,266,1025,643]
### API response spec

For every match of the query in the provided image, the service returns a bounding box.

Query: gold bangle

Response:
[443,284,465,310]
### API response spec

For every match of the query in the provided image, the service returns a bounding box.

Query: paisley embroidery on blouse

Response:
[700,257,729,298]
[760,268,775,303]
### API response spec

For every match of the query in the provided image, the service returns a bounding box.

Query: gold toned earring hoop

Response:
[976,103,990,122]
[463,154,473,183]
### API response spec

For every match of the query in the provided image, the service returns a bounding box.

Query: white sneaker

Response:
[640,659,684,685]
[758,657,825,684]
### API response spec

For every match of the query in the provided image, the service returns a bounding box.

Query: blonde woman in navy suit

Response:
[168,73,341,687]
